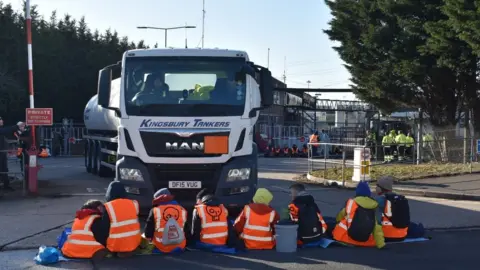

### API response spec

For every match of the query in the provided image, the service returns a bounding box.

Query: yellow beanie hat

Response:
[252,188,273,205]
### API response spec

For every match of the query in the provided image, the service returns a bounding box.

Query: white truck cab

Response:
[88,48,273,211]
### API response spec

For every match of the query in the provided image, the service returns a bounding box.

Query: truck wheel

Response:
[86,140,93,173]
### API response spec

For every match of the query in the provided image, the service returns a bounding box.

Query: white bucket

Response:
[275,224,298,252]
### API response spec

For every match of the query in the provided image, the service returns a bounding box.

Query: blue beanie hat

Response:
[356,181,371,197]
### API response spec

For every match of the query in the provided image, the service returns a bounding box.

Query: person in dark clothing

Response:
[144,188,187,253]
[97,181,141,257]
[79,199,107,245]
[288,183,327,245]
[62,199,109,259]
[95,182,128,247]
[0,118,25,191]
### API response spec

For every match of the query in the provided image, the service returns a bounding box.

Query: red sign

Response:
[69,137,76,143]
[300,137,305,143]
[26,108,53,126]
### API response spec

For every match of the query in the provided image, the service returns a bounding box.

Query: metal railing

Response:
[308,142,373,186]
[1,140,26,191]
[307,139,479,184]
[38,126,86,156]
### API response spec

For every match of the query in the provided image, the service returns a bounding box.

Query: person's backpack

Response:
[162,218,185,246]
[347,204,376,242]
[385,194,410,229]
[297,204,323,243]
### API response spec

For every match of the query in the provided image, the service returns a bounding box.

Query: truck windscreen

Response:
[124,56,247,117]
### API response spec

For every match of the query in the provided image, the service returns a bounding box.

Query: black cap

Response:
[196,188,209,200]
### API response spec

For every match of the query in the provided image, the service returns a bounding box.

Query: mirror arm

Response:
[248,107,264,118]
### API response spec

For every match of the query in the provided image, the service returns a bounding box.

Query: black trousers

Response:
[0,153,10,187]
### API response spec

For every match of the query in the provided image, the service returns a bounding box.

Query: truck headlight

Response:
[227,168,251,181]
[119,168,144,181]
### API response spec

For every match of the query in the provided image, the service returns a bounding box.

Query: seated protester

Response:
[191,190,231,248]
[376,176,424,241]
[100,181,142,257]
[291,144,299,157]
[301,144,309,157]
[61,200,108,259]
[234,188,280,250]
[274,146,281,157]
[288,184,327,245]
[282,145,290,157]
[264,144,274,158]
[332,181,385,249]
[144,188,187,253]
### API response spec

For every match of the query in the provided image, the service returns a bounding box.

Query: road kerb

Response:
[305,173,480,201]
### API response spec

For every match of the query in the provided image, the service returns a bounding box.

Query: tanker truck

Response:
[83,48,273,212]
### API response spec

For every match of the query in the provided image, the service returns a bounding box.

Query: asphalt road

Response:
[1,230,477,270]
[1,157,479,269]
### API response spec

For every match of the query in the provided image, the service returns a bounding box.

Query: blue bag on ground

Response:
[152,247,184,254]
[195,242,237,254]
[34,246,60,265]
[57,228,71,249]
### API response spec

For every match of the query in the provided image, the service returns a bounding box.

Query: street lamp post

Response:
[137,25,196,48]
[314,93,321,131]
[307,80,311,88]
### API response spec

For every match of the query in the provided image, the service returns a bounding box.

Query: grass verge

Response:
[310,162,480,181]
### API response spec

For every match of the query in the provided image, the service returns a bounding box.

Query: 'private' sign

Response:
[26,108,53,126]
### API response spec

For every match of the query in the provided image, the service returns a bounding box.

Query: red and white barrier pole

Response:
[26,0,38,194]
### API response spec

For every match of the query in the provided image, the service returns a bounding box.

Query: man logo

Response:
[166,142,204,151]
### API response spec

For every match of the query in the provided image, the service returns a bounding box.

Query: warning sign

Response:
[26,108,53,126]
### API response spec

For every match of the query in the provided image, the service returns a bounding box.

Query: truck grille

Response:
[151,164,221,202]
[140,131,229,157]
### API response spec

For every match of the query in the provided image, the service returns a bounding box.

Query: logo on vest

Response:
[206,206,222,221]
[163,207,180,221]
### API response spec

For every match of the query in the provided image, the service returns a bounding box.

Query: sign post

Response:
[25,108,53,194]
[352,148,371,182]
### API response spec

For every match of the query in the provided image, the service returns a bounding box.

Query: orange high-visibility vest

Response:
[288,203,327,234]
[104,199,141,252]
[381,200,408,239]
[302,147,308,153]
[332,199,376,247]
[238,205,276,250]
[309,135,318,143]
[152,204,187,252]
[275,148,280,153]
[292,148,298,154]
[283,148,289,154]
[195,204,229,246]
[38,149,48,158]
[61,215,105,258]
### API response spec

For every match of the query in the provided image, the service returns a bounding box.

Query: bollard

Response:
[26,147,42,194]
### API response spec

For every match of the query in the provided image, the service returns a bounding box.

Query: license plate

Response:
[168,181,202,189]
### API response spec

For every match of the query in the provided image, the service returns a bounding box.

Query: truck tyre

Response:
[86,140,93,173]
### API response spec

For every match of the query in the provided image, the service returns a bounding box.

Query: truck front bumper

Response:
[115,154,258,213]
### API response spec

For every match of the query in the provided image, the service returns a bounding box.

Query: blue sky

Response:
[6,0,356,100]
